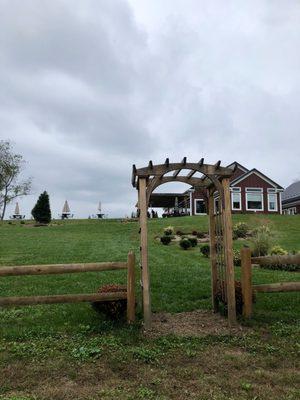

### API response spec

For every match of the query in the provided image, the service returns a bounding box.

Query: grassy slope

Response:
[0,215,299,400]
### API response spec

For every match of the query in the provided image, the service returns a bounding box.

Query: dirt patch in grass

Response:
[148,309,249,337]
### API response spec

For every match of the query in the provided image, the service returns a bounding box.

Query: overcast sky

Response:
[1,0,300,218]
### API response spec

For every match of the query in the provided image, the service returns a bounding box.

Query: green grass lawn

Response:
[0,215,299,400]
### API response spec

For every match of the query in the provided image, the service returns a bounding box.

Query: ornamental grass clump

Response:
[164,226,174,236]
[250,225,273,257]
[179,238,192,250]
[233,222,249,239]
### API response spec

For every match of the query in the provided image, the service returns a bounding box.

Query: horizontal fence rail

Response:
[0,252,136,324]
[253,282,300,293]
[0,292,128,307]
[251,254,300,266]
[0,262,127,277]
[240,247,300,318]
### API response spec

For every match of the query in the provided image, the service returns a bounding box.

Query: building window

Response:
[231,188,241,210]
[268,193,277,212]
[214,197,220,214]
[195,199,206,215]
[246,188,263,211]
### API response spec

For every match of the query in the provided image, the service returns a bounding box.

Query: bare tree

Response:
[0,140,32,220]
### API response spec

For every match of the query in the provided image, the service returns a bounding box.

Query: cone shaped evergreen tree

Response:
[32,191,51,224]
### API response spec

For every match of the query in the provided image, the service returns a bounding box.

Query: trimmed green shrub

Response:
[160,235,171,245]
[32,191,51,224]
[233,222,249,239]
[189,237,198,247]
[200,244,210,257]
[176,230,184,236]
[270,245,288,256]
[179,238,192,250]
[192,230,198,236]
[164,226,174,236]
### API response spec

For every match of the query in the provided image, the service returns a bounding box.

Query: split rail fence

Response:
[241,247,300,318]
[0,251,136,323]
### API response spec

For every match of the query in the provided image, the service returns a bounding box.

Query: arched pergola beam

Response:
[132,162,233,187]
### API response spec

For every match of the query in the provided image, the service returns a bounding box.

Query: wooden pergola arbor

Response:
[132,158,237,329]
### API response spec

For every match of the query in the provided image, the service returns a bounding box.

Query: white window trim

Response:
[246,188,264,212]
[194,199,207,215]
[279,192,282,214]
[246,187,263,193]
[231,192,242,211]
[268,193,278,212]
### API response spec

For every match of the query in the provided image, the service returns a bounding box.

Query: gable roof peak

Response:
[230,168,283,190]
[226,161,249,173]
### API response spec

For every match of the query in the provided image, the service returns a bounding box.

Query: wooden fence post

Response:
[241,246,252,318]
[208,189,218,312]
[139,178,151,329]
[127,251,136,323]
[221,178,237,326]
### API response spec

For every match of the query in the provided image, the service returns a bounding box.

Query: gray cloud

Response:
[1,0,299,218]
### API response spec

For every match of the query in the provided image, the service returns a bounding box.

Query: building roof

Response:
[226,161,249,173]
[230,168,283,190]
[282,181,300,201]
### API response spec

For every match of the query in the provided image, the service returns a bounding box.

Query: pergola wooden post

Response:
[208,188,218,312]
[221,178,236,326]
[138,177,151,329]
[132,158,236,329]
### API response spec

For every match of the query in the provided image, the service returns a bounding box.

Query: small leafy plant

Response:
[233,249,241,266]
[270,245,288,255]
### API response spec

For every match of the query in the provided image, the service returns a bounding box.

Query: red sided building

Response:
[191,162,283,215]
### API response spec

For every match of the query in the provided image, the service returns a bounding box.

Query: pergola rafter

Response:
[132,158,236,329]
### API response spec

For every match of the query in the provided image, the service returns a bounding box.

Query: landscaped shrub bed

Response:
[259,263,300,272]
